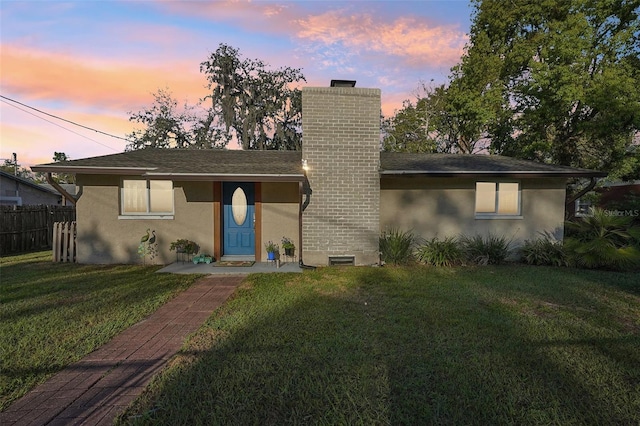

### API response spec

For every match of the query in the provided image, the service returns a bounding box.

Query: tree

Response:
[383,78,498,154]
[127,88,208,150]
[51,152,75,184]
[462,0,640,173]
[126,45,306,151]
[382,96,438,153]
[199,43,306,150]
[0,155,33,180]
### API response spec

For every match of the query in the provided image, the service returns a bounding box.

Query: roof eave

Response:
[30,165,156,175]
[380,170,608,178]
[143,172,305,182]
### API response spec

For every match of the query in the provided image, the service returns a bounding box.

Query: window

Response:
[575,198,592,217]
[475,181,520,217]
[121,179,173,217]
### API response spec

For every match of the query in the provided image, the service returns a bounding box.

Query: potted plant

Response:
[281,236,295,256]
[264,240,279,260]
[169,239,199,255]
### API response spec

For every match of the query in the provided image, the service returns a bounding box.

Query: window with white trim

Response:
[475,181,520,217]
[121,179,173,215]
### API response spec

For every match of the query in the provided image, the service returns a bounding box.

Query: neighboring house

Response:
[0,170,62,206]
[597,181,640,206]
[39,183,77,206]
[32,85,606,266]
[574,181,640,217]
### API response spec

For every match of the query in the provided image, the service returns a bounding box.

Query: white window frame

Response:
[119,178,174,219]
[475,181,522,219]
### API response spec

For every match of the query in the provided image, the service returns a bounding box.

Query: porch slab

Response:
[157,260,303,275]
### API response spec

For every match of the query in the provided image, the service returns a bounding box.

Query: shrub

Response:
[565,208,640,270]
[379,228,415,265]
[603,193,640,227]
[417,237,465,267]
[521,233,568,266]
[169,239,199,254]
[460,234,512,265]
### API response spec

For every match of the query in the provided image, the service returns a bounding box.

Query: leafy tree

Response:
[382,96,437,153]
[126,88,210,150]
[127,45,305,151]
[200,43,306,150]
[50,152,75,184]
[1,157,33,180]
[463,0,640,172]
[384,74,499,154]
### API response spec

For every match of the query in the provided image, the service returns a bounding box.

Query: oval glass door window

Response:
[231,187,248,225]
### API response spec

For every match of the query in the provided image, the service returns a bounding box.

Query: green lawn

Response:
[118,266,640,425]
[0,251,203,411]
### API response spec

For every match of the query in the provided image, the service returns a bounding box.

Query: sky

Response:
[1,0,474,168]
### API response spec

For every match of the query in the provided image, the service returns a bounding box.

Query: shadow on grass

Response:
[118,267,640,425]
[1,260,202,411]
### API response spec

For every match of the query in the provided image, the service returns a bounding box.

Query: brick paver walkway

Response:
[1,275,244,426]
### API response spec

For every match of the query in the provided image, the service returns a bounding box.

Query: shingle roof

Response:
[0,170,61,194]
[380,153,606,178]
[32,149,305,181]
[32,149,606,179]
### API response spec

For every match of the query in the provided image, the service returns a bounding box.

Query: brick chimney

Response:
[301,85,381,266]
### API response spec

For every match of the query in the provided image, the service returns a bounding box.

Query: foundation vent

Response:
[328,255,355,266]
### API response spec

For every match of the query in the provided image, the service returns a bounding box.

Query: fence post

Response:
[62,222,69,262]
[53,222,60,262]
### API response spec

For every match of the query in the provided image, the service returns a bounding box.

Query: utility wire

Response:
[0,94,129,144]
[0,98,121,152]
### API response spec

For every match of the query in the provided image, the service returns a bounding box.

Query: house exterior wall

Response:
[380,176,567,249]
[75,175,214,264]
[301,86,381,266]
[261,182,300,261]
[75,175,301,265]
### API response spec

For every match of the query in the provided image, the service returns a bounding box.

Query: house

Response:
[597,181,640,206]
[0,170,63,206]
[31,85,606,266]
[39,183,77,206]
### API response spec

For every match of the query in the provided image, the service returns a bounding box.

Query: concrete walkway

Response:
[1,275,245,426]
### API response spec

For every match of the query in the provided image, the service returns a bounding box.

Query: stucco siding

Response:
[75,175,214,264]
[261,182,300,261]
[380,177,567,248]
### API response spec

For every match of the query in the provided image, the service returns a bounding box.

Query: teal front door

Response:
[223,182,255,256]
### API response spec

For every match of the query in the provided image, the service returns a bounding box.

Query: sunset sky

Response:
[1,0,473,168]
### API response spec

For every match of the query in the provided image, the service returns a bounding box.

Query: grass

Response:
[0,251,203,411]
[118,265,640,425]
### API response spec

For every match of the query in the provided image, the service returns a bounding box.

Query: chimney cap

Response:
[330,79,356,87]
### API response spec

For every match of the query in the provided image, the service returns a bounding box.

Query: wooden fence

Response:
[53,221,77,263]
[0,205,76,256]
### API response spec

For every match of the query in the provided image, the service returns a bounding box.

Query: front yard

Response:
[0,251,203,411]
[119,266,639,425]
[1,252,638,424]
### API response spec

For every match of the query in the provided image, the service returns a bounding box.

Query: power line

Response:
[0,94,129,144]
[0,98,121,152]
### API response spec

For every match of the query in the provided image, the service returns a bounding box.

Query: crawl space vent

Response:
[328,255,355,266]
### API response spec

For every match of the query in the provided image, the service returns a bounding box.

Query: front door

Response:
[223,182,255,256]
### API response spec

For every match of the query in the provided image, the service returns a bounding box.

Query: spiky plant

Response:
[460,234,512,265]
[521,232,568,267]
[565,208,640,270]
[379,228,416,265]
[417,236,465,267]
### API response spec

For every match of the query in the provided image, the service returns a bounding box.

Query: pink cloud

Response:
[1,44,208,111]
[156,1,466,70]
[296,11,467,68]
